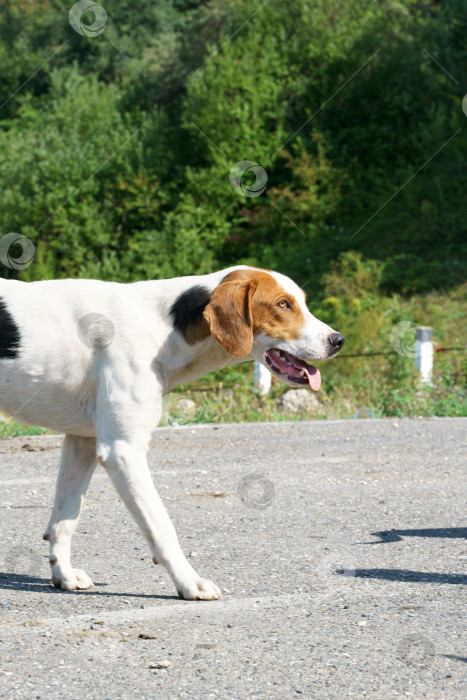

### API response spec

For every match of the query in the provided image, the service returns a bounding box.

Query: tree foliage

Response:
[0,0,465,292]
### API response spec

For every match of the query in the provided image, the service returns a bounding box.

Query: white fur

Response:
[0,267,339,599]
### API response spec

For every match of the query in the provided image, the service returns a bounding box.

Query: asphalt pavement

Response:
[0,417,465,699]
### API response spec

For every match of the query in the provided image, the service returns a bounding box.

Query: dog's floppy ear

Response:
[203,279,257,357]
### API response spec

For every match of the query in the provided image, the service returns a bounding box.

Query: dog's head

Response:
[202,268,345,390]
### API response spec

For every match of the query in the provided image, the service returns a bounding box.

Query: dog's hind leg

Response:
[43,435,97,590]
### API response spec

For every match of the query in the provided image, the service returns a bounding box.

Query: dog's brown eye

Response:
[277,300,290,309]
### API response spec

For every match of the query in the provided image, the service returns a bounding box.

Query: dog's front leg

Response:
[97,440,221,600]
[43,435,97,590]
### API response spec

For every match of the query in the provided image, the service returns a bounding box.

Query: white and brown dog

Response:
[0,266,344,600]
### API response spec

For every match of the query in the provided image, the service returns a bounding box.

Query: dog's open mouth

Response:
[265,349,321,390]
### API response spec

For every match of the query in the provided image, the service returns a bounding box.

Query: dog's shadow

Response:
[2,527,466,594]
[0,572,179,600]
[339,526,467,585]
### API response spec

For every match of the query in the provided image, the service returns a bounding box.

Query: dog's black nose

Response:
[328,332,345,349]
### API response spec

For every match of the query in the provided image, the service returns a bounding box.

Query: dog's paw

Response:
[52,569,94,591]
[177,577,222,601]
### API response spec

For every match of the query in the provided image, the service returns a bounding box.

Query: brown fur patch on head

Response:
[203,275,257,357]
[203,269,305,357]
[183,317,211,345]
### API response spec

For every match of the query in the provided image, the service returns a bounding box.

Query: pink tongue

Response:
[302,364,321,391]
[270,350,321,391]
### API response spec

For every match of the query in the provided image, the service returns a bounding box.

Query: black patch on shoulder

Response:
[170,285,211,340]
[0,298,21,358]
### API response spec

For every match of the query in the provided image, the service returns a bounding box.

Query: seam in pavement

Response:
[0,593,303,632]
